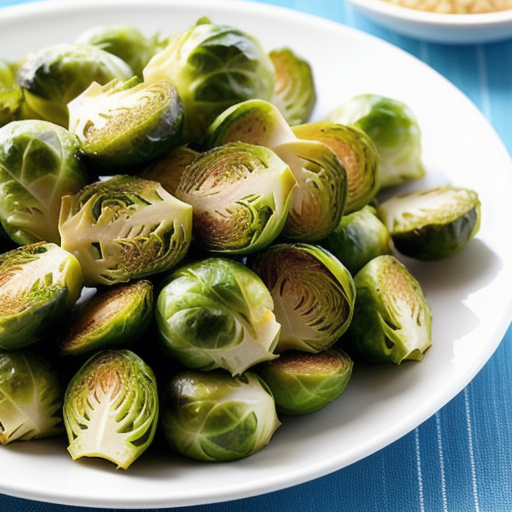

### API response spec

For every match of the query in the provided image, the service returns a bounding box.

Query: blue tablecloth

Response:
[1,0,512,510]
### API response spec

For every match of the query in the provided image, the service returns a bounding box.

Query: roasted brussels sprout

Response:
[205,100,348,241]
[68,77,185,171]
[16,43,134,127]
[156,258,281,376]
[378,184,481,260]
[175,142,296,254]
[139,146,200,196]
[321,205,393,275]
[0,119,89,246]
[269,47,316,126]
[59,280,153,355]
[0,242,83,350]
[0,350,64,444]
[0,59,22,127]
[328,94,425,189]
[161,371,280,461]
[59,175,193,286]
[345,255,432,364]
[250,243,356,353]
[259,348,353,415]
[292,121,379,213]
[143,17,275,141]
[74,24,159,77]
[63,349,159,469]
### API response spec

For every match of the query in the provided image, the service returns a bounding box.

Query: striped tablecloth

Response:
[1,0,511,510]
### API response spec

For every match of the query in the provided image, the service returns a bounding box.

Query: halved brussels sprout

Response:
[377,184,481,260]
[175,142,296,254]
[328,94,425,189]
[74,24,159,77]
[345,255,432,364]
[59,175,193,286]
[0,119,90,245]
[0,242,84,350]
[63,349,159,469]
[68,78,184,171]
[156,257,281,376]
[143,17,275,141]
[250,243,356,353]
[0,59,22,127]
[204,100,348,241]
[269,47,316,126]
[292,121,379,213]
[161,371,280,461]
[16,43,133,127]
[259,348,353,415]
[139,146,200,196]
[321,205,393,275]
[0,350,64,444]
[59,280,153,355]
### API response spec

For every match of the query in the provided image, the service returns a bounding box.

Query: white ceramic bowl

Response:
[345,0,512,44]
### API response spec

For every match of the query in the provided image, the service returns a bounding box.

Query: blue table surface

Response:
[1,0,512,511]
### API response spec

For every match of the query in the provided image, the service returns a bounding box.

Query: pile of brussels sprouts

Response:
[0,17,481,469]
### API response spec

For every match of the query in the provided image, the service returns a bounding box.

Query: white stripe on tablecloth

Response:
[464,387,480,512]
[415,428,425,512]
[435,412,448,512]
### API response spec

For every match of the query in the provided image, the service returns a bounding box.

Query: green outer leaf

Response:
[161,371,280,461]
[0,350,64,444]
[63,349,159,470]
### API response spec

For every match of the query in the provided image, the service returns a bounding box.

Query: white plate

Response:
[1,0,512,508]
[345,0,512,44]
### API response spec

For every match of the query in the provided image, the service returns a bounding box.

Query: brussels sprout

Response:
[321,205,393,275]
[16,43,133,127]
[59,175,193,286]
[292,121,379,213]
[345,255,432,364]
[59,280,153,355]
[143,17,275,141]
[250,243,356,353]
[175,142,296,254]
[378,184,481,260]
[161,371,280,461]
[156,258,281,376]
[204,100,348,241]
[259,348,353,415]
[0,242,84,350]
[74,24,159,77]
[269,47,316,126]
[139,146,200,196]
[0,60,22,127]
[68,77,184,171]
[63,349,159,469]
[0,119,90,246]
[0,350,64,444]
[328,94,425,189]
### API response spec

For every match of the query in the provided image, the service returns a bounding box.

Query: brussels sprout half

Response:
[59,175,193,286]
[292,121,379,214]
[0,59,22,127]
[269,47,316,126]
[16,43,134,127]
[0,119,90,246]
[328,94,425,190]
[259,348,353,415]
[378,184,481,260]
[0,242,84,350]
[345,255,432,364]
[63,349,159,470]
[59,280,153,356]
[321,205,393,275]
[161,371,280,462]
[250,243,356,353]
[175,141,296,254]
[0,350,64,444]
[68,78,185,171]
[143,17,275,141]
[156,258,281,376]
